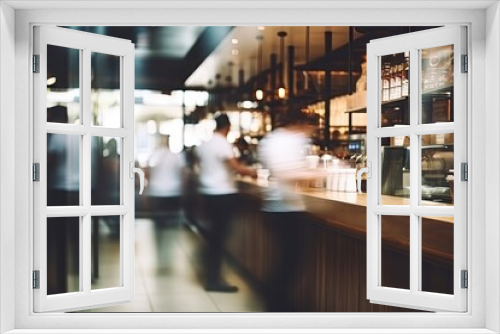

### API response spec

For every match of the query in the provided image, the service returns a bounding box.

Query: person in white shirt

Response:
[148,135,186,225]
[257,109,320,311]
[195,113,256,292]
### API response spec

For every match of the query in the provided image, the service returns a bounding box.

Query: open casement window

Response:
[365,26,467,312]
[33,26,139,312]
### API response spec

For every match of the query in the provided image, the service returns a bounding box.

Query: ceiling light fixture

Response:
[255,34,264,101]
[277,31,287,100]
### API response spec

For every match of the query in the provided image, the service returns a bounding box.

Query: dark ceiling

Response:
[61,26,234,91]
[50,26,437,97]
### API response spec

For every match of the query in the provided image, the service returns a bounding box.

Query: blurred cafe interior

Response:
[45,26,456,312]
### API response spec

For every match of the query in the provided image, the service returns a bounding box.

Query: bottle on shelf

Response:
[389,62,396,100]
[394,62,402,100]
[402,52,410,97]
[382,62,391,102]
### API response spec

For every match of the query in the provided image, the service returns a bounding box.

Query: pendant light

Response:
[277,31,287,99]
[255,34,264,101]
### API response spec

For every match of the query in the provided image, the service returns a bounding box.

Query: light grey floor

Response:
[82,218,265,313]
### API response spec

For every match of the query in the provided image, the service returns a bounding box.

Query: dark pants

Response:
[263,211,304,312]
[149,196,182,226]
[201,194,237,285]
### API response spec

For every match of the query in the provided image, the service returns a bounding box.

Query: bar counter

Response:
[224,177,453,312]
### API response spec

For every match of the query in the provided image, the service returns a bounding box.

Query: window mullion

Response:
[409,47,420,296]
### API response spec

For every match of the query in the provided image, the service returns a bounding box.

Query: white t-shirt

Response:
[258,128,310,212]
[196,133,237,195]
[148,148,185,197]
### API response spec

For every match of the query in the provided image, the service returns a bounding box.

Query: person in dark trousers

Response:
[257,109,322,311]
[195,113,257,292]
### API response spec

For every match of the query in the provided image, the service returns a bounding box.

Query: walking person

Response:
[257,108,321,311]
[195,113,257,292]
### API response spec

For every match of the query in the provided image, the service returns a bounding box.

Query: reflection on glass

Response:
[381,215,410,290]
[380,52,409,127]
[91,216,121,290]
[421,134,454,206]
[421,216,454,295]
[91,52,121,128]
[421,45,454,124]
[91,137,121,206]
[47,45,80,124]
[47,217,80,295]
[47,133,80,206]
[381,136,410,205]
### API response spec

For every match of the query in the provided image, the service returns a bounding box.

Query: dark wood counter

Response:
[224,178,453,312]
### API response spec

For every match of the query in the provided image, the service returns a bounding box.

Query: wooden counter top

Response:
[237,177,454,263]
[239,177,453,223]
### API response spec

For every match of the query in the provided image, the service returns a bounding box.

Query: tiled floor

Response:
[81,218,265,313]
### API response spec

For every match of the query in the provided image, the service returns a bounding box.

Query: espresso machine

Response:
[381,144,453,203]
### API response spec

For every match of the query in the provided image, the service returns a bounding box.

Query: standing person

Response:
[257,109,321,311]
[46,105,80,294]
[196,113,257,292]
[148,135,186,225]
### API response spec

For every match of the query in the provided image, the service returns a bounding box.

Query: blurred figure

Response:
[148,135,186,225]
[47,105,79,206]
[195,113,257,292]
[46,105,80,295]
[97,138,121,238]
[257,108,320,311]
[234,136,256,165]
[100,138,120,205]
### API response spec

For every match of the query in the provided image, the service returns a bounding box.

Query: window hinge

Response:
[33,54,40,73]
[461,54,468,73]
[461,270,468,289]
[33,270,40,289]
[33,163,40,182]
[461,162,468,181]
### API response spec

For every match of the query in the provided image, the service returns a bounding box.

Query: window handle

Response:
[129,161,145,195]
[356,162,371,194]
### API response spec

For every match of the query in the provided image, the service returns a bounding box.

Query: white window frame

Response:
[365,26,467,312]
[33,25,136,313]
[0,2,498,333]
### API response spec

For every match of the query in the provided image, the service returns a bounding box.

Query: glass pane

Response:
[421,216,454,295]
[47,217,80,295]
[381,136,410,205]
[421,134,454,206]
[91,52,121,128]
[47,134,80,206]
[47,45,80,124]
[91,137,121,206]
[380,52,410,127]
[381,215,410,290]
[91,216,121,290]
[421,45,454,124]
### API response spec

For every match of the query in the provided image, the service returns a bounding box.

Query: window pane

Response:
[421,45,454,124]
[47,45,80,124]
[381,136,410,205]
[421,216,454,295]
[380,52,410,127]
[381,215,410,290]
[91,137,121,206]
[47,134,80,206]
[91,216,121,290]
[91,52,121,128]
[421,134,454,206]
[47,217,80,295]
